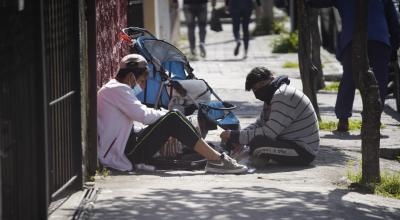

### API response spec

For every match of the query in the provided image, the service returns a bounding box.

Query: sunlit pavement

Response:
[75,20,400,220]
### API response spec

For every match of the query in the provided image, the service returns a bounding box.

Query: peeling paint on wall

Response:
[96,0,128,87]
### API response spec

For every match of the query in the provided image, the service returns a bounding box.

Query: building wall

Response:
[143,0,180,43]
[96,0,128,87]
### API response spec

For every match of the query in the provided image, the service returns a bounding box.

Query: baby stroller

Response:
[120,27,240,169]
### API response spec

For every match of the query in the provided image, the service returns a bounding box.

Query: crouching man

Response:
[97,54,247,174]
[220,67,320,166]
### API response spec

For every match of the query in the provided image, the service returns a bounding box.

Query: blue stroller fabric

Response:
[198,101,240,131]
[126,28,240,131]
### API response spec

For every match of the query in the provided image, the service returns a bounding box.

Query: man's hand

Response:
[220,130,231,143]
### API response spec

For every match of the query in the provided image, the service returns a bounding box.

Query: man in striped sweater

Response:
[220,67,320,165]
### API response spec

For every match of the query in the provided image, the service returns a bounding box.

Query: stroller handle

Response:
[122,27,155,39]
[199,102,236,111]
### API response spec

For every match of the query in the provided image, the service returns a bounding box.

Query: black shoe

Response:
[336,119,349,132]
[199,44,206,57]
[190,49,196,56]
[234,42,241,56]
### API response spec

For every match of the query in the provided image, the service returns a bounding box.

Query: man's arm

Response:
[305,0,336,8]
[230,94,295,145]
[114,87,166,125]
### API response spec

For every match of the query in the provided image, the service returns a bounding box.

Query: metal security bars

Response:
[42,0,82,198]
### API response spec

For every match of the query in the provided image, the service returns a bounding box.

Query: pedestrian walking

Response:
[220,67,320,166]
[226,0,261,58]
[307,0,400,132]
[97,54,248,174]
[182,0,216,57]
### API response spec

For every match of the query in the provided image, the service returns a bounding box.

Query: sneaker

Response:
[234,41,241,56]
[336,118,349,132]
[199,43,206,57]
[190,48,197,56]
[243,49,248,59]
[205,153,248,174]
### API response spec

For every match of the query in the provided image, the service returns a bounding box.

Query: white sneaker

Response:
[205,153,248,174]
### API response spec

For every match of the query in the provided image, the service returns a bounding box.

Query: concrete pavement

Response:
[52,19,400,220]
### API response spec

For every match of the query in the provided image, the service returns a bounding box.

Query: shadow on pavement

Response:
[89,186,399,220]
[318,106,362,115]
[383,104,400,123]
[205,58,247,62]
[322,132,389,140]
[180,39,236,51]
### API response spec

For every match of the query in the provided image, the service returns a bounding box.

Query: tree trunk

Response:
[310,10,325,90]
[297,0,321,120]
[254,0,273,35]
[352,0,381,184]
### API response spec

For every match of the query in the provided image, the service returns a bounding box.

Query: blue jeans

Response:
[183,4,207,51]
[335,40,391,119]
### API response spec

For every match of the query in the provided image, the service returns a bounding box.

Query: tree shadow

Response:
[322,131,389,140]
[179,40,237,51]
[89,186,400,220]
[318,106,362,115]
[205,58,247,62]
[383,104,400,123]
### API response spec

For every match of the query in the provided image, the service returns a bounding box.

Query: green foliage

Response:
[318,120,338,131]
[347,161,400,199]
[271,32,299,53]
[96,167,110,177]
[319,119,384,131]
[322,82,340,92]
[376,172,400,199]
[347,160,362,183]
[319,119,361,131]
[272,20,288,35]
[282,61,299,68]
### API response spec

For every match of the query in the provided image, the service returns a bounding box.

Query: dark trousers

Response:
[125,111,200,164]
[249,136,315,166]
[230,1,253,50]
[335,40,391,119]
[183,4,207,51]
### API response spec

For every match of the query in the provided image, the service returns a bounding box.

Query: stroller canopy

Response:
[136,36,190,77]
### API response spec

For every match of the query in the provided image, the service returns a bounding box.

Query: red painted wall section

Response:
[96,0,128,87]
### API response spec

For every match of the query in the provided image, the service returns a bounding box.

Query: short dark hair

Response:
[245,67,273,91]
[116,67,148,79]
[117,54,148,79]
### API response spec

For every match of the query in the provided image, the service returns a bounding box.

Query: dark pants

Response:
[125,111,201,164]
[249,136,315,166]
[183,4,207,51]
[230,0,253,50]
[335,40,391,119]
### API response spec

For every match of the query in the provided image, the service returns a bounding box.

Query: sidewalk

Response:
[56,21,400,219]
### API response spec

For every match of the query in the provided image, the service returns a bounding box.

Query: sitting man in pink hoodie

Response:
[97,54,247,174]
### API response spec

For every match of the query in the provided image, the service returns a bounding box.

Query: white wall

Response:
[155,0,172,41]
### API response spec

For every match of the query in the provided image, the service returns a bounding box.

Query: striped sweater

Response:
[239,84,320,155]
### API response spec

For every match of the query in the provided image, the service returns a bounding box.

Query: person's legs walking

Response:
[241,8,252,58]
[367,40,391,106]
[197,3,208,57]
[231,9,241,56]
[335,45,356,131]
[183,5,197,55]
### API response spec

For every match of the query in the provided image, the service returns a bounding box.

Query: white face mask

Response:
[132,84,143,95]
